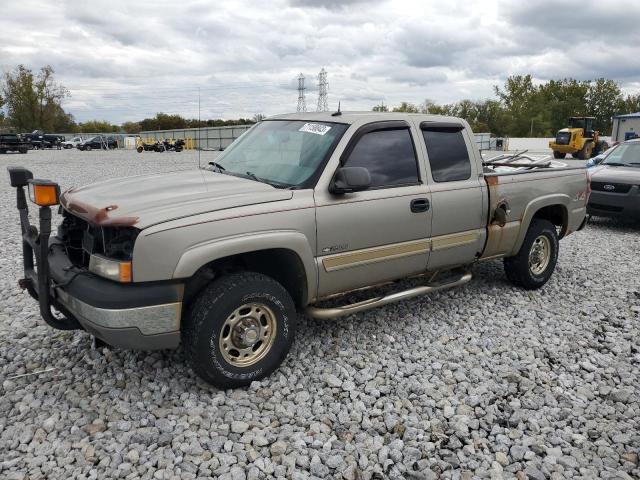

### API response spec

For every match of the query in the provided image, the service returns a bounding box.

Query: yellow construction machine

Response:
[549,117,608,159]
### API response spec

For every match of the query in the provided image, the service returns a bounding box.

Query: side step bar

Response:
[306,271,473,319]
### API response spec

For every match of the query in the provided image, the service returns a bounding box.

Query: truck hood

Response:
[590,165,640,183]
[60,170,293,229]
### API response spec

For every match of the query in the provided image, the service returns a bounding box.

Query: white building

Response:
[611,112,640,143]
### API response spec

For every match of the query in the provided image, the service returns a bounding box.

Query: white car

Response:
[62,136,83,149]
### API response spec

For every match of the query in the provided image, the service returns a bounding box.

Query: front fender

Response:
[172,230,317,301]
[510,194,570,256]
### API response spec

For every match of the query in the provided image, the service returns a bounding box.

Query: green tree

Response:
[121,121,141,133]
[2,65,71,132]
[494,75,540,136]
[78,120,119,133]
[372,103,389,112]
[392,102,420,113]
[622,94,640,114]
[586,78,623,134]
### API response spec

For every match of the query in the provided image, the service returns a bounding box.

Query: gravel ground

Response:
[1,149,639,480]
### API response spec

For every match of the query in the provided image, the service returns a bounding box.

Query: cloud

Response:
[0,0,638,123]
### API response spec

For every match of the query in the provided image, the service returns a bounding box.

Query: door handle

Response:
[410,198,430,213]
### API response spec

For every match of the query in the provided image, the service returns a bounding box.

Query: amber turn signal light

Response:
[28,179,60,207]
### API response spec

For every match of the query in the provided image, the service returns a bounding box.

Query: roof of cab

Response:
[268,111,465,125]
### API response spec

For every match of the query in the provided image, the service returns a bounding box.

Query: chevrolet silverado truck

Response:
[7,112,589,388]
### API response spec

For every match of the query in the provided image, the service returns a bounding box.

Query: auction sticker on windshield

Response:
[299,123,332,135]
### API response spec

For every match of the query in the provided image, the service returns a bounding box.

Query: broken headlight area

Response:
[57,209,140,276]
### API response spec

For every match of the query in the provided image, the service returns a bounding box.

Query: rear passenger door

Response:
[418,121,487,270]
[314,121,432,298]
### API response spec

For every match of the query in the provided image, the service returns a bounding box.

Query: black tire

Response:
[552,151,566,159]
[504,218,559,290]
[0,149,6,154]
[175,146,183,152]
[577,142,591,160]
[183,271,297,388]
[19,148,28,154]
[136,146,143,153]
[85,145,92,151]
[571,152,579,158]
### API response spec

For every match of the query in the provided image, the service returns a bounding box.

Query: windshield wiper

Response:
[207,161,226,172]
[604,162,626,166]
[242,171,293,189]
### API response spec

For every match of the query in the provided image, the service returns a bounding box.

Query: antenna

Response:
[331,101,342,117]
[316,68,328,112]
[296,73,306,112]
[197,87,201,168]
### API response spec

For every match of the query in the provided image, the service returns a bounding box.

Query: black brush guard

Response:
[8,167,81,330]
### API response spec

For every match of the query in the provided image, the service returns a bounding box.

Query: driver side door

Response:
[314,121,432,298]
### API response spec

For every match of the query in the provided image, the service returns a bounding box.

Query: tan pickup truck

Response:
[8,112,589,387]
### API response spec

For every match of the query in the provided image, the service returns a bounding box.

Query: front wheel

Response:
[85,145,92,151]
[504,219,559,290]
[183,272,297,388]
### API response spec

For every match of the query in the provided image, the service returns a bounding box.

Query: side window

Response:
[422,128,472,182]
[344,128,419,187]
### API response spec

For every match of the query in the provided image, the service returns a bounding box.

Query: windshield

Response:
[209,120,348,187]
[602,143,640,167]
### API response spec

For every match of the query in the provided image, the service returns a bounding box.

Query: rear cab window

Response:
[420,122,472,182]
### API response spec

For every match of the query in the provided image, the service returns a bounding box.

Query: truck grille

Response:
[555,132,571,145]
[591,182,632,193]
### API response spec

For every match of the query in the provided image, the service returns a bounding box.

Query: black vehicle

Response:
[77,136,118,151]
[0,133,30,154]
[160,138,185,152]
[136,139,165,153]
[22,131,65,149]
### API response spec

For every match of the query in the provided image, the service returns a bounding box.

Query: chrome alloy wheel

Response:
[529,235,551,275]
[219,303,276,366]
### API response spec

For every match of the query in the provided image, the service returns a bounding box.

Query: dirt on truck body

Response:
[7,112,589,387]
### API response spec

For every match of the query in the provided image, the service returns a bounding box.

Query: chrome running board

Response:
[306,271,472,319]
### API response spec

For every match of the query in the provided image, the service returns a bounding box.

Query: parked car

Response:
[77,136,117,151]
[7,112,589,388]
[22,131,64,149]
[0,133,30,154]
[62,136,84,149]
[587,138,640,219]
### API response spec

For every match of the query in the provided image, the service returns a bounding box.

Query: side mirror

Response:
[330,166,371,194]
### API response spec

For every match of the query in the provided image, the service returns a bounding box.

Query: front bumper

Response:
[49,242,184,349]
[588,187,640,219]
[8,168,183,350]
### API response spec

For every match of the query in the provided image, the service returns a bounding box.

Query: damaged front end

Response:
[7,166,184,350]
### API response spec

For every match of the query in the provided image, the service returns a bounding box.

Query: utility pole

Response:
[296,73,306,112]
[316,68,328,112]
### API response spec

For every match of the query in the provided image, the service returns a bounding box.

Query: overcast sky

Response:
[1,0,639,122]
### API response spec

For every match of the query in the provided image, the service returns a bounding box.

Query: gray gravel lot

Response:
[1,148,639,480]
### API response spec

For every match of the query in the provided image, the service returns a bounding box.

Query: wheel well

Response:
[532,204,568,238]
[183,249,308,309]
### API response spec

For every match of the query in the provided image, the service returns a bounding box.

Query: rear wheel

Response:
[552,151,566,159]
[85,145,92,151]
[183,272,297,388]
[504,219,559,290]
[136,146,143,153]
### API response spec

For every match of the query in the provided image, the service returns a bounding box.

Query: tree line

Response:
[374,75,640,136]
[0,65,261,134]
[3,65,640,137]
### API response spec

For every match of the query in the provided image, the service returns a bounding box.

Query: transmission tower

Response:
[296,73,306,112]
[316,68,328,112]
